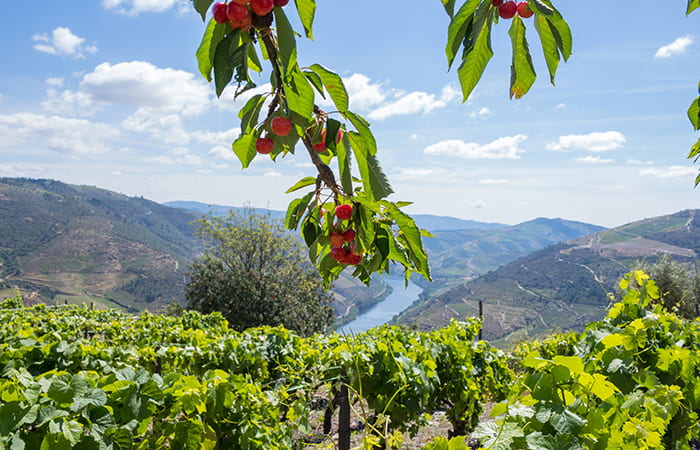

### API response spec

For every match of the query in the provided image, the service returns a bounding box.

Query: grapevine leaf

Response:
[456,6,493,102]
[293,0,316,39]
[196,20,227,82]
[309,64,349,112]
[274,7,297,80]
[688,0,700,15]
[344,111,377,155]
[192,0,214,21]
[509,16,537,99]
[285,177,316,194]
[445,0,480,69]
[348,132,393,201]
[688,95,700,130]
[533,13,559,85]
[232,133,257,168]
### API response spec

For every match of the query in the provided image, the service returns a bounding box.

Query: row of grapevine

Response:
[0,296,512,449]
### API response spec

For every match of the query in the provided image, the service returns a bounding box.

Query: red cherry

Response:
[250,0,273,15]
[331,247,349,263]
[212,2,229,23]
[491,0,504,5]
[342,229,356,242]
[335,204,353,221]
[273,0,289,5]
[346,253,362,266]
[330,232,345,248]
[256,137,274,154]
[227,3,249,21]
[499,1,517,19]
[233,0,250,4]
[517,1,534,18]
[270,117,292,136]
[312,142,326,153]
[230,14,252,30]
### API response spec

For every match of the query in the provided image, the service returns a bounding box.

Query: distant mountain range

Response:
[396,209,700,348]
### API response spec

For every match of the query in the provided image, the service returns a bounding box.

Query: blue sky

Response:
[0,1,698,228]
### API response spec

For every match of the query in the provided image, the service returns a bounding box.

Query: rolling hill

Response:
[396,209,699,347]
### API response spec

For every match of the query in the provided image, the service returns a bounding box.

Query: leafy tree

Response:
[184,208,334,336]
[637,253,700,319]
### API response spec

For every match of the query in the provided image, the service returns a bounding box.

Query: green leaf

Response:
[309,64,349,112]
[248,42,262,73]
[689,137,700,160]
[688,0,700,15]
[445,0,480,69]
[192,0,214,21]
[196,20,227,82]
[533,13,560,84]
[302,70,325,97]
[688,95,700,130]
[456,6,493,102]
[293,0,316,39]
[508,16,537,99]
[348,132,393,201]
[286,67,315,126]
[344,111,377,155]
[274,7,297,80]
[232,133,257,168]
[335,128,353,195]
[285,176,316,194]
[238,94,266,134]
[213,30,241,97]
[440,0,456,17]
[540,0,572,61]
[380,201,431,280]
[528,0,554,15]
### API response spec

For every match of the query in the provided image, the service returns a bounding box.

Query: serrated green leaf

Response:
[534,13,560,84]
[335,128,353,195]
[285,177,316,194]
[248,42,262,73]
[348,132,393,202]
[344,111,376,155]
[293,0,316,39]
[509,16,537,99]
[286,67,314,126]
[540,0,572,61]
[309,64,349,112]
[528,0,553,15]
[192,0,214,21]
[302,70,325,97]
[456,7,493,102]
[285,191,313,229]
[688,96,700,130]
[445,0,480,69]
[689,137,700,160]
[238,94,266,134]
[380,201,431,280]
[688,0,700,15]
[274,7,297,80]
[196,20,227,82]
[440,0,456,17]
[232,133,257,168]
[213,31,241,97]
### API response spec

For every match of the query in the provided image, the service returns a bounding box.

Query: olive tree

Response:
[185,208,334,336]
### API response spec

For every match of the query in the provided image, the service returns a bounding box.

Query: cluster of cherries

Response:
[493,0,534,19]
[211,0,288,29]
[329,204,362,266]
[255,116,345,155]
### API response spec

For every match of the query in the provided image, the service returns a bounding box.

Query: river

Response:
[336,277,424,334]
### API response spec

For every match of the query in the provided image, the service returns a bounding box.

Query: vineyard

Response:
[0,271,699,449]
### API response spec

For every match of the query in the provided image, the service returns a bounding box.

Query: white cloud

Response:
[208,145,236,161]
[470,200,489,209]
[143,155,175,164]
[409,133,419,141]
[556,103,566,109]
[0,163,45,178]
[470,107,492,119]
[627,159,654,165]
[480,178,508,185]
[424,135,526,159]
[46,78,64,87]
[264,170,283,177]
[574,156,615,164]
[102,0,188,15]
[391,168,435,180]
[192,128,240,145]
[654,35,695,58]
[640,166,696,178]
[33,28,97,58]
[368,85,459,120]
[546,131,626,152]
[0,113,119,154]
[121,112,189,144]
[41,88,97,116]
[344,74,386,111]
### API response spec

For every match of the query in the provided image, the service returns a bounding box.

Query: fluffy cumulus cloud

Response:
[470,107,492,119]
[344,74,387,111]
[546,131,626,152]
[41,89,97,116]
[208,145,236,161]
[391,168,436,181]
[0,113,120,154]
[574,156,615,164]
[33,28,97,58]
[368,85,460,120]
[0,163,45,178]
[640,166,696,178]
[654,35,695,58]
[102,0,188,15]
[81,62,211,116]
[424,135,526,159]
[121,112,190,144]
